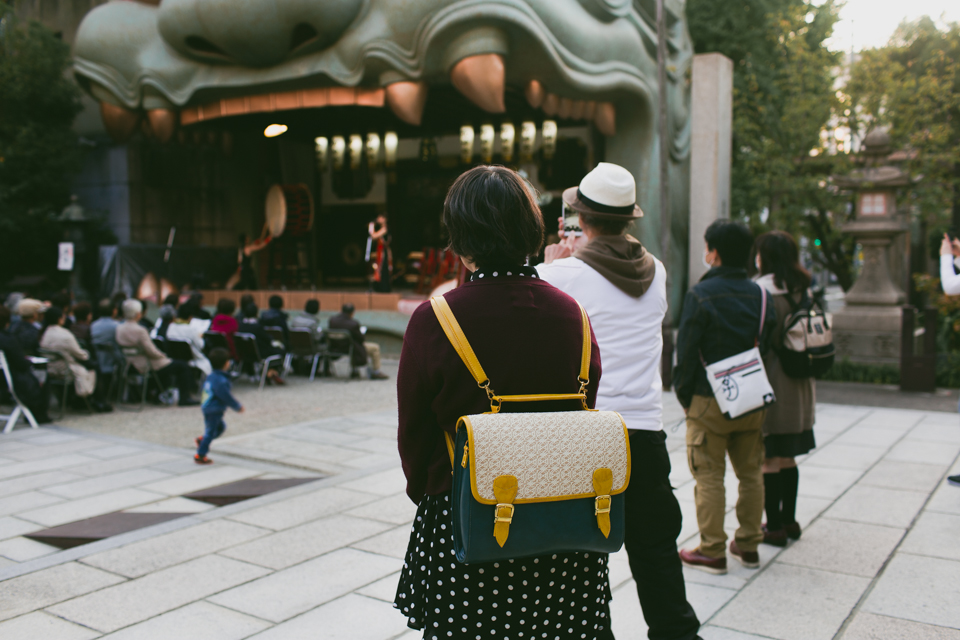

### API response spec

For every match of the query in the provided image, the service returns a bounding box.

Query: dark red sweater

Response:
[397,275,601,504]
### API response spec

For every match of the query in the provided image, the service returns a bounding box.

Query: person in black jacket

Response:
[10,298,44,356]
[259,295,290,348]
[238,304,285,385]
[328,303,387,380]
[675,219,775,576]
[0,305,52,424]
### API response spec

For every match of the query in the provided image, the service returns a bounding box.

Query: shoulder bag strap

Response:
[430,296,592,413]
[756,287,768,347]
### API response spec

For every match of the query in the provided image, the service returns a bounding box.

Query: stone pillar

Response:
[687,53,733,287]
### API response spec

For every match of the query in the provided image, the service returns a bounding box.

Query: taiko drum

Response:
[265,184,314,238]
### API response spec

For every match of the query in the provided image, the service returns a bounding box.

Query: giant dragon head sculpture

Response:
[73,0,693,309]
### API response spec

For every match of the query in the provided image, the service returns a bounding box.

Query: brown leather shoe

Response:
[762,524,788,547]
[679,547,727,575]
[784,521,802,540]
[730,541,760,568]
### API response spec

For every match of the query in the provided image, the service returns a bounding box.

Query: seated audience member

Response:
[136,299,155,331]
[166,303,212,375]
[11,299,45,356]
[153,293,179,337]
[0,305,52,423]
[49,292,74,328]
[235,294,254,322]
[116,299,199,406]
[188,292,212,321]
[210,298,239,358]
[238,303,285,385]
[91,300,123,377]
[260,295,290,347]
[4,292,25,323]
[290,299,322,337]
[39,306,111,412]
[69,302,93,346]
[329,303,388,380]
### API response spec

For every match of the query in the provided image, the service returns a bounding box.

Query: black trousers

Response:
[157,360,194,399]
[624,430,702,640]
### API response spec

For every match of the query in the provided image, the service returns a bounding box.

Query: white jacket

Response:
[538,256,667,431]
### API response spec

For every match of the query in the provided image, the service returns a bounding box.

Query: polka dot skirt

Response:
[394,493,614,640]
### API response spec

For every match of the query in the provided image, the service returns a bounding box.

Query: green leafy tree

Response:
[843,18,960,238]
[0,2,83,283]
[686,0,853,288]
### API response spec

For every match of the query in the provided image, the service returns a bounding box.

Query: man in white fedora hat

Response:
[539,162,702,640]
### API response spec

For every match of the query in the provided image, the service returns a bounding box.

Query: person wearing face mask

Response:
[674,219,775,576]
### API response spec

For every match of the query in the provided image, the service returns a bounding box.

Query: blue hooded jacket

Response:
[201,370,242,415]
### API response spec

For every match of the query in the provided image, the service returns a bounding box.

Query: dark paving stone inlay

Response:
[25,512,189,549]
[183,478,319,506]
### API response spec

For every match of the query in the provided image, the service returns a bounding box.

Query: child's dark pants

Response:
[197,412,226,457]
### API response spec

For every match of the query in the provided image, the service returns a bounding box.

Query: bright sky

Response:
[823,0,958,51]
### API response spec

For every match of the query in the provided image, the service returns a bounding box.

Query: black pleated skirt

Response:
[764,430,816,458]
[394,492,614,640]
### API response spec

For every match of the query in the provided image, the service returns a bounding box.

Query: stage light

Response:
[314,137,328,172]
[460,126,475,164]
[366,133,381,169]
[332,135,346,170]
[500,123,515,162]
[542,120,557,159]
[263,124,288,138]
[479,125,495,163]
[349,134,363,170]
[520,121,536,162]
[384,132,398,167]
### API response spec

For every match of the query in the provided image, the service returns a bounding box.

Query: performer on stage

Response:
[229,233,270,291]
[367,213,392,293]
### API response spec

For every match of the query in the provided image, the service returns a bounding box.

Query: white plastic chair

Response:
[0,351,39,433]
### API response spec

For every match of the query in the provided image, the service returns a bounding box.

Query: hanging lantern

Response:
[349,134,363,170]
[500,123,515,163]
[520,121,536,162]
[384,132,398,167]
[479,125,495,163]
[366,133,381,170]
[542,120,558,160]
[460,126,475,164]
[332,136,346,170]
[314,137,329,172]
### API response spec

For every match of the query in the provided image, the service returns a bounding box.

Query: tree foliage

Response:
[843,18,960,234]
[0,2,83,283]
[686,0,855,288]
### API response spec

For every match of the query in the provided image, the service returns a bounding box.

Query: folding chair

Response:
[323,330,355,378]
[0,351,39,433]
[38,348,91,419]
[262,327,293,374]
[203,331,231,355]
[153,336,167,353]
[117,346,165,411]
[288,328,325,381]
[234,333,283,391]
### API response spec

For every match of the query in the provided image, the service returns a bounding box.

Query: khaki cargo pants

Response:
[685,395,766,558]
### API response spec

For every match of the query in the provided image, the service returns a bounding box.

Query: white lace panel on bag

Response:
[464,411,629,504]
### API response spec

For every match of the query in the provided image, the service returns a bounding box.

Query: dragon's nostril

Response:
[290,23,319,51]
[185,35,228,58]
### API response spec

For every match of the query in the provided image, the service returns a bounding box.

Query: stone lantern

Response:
[830,129,912,363]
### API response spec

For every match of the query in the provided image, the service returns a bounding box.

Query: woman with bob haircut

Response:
[751,230,817,547]
[394,166,615,639]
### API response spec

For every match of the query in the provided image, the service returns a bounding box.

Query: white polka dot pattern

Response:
[463,411,629,503]
[395,493,613,639]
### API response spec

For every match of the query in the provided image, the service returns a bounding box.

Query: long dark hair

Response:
[752,231,811,294]
[41,306,64,338]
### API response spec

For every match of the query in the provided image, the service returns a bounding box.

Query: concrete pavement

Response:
[0,389,958,639]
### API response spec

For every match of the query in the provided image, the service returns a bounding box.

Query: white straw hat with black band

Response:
[561,162,643,219]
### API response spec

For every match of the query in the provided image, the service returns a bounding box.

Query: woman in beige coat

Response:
[752,232,816,547]
[39,306,105,409]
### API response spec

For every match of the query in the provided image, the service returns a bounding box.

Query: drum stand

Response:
[267,236,312,288]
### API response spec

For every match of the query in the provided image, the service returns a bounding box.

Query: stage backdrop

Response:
[99,245,237,299]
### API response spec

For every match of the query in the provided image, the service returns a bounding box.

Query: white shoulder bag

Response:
[702,288,776,419]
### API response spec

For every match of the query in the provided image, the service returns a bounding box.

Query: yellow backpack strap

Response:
[430,296,489,388]
[576,302,591,395]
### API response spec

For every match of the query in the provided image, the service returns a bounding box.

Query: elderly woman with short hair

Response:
[394,166,614,639]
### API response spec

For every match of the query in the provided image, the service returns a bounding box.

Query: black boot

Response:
[780,466,800,539]
[763,472,787,546]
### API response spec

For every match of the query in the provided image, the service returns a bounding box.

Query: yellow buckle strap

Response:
[492,475,518,548]
[593,468,613,538]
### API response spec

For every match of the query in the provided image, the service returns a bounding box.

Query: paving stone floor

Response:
[0,391,958,639]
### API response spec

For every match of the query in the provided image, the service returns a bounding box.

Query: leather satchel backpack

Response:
[778,290,835,378]
[430,296,631,564]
